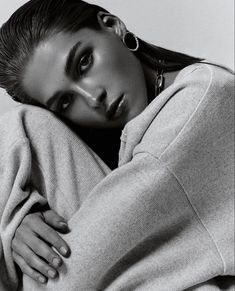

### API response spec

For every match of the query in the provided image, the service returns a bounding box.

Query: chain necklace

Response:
[155,60,165,96]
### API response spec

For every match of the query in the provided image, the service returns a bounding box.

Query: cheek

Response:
[94,43,142,87]
[67,98,104,126]
[96,47,147,113]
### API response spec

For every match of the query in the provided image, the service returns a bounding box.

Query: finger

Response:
[12,239,57,279]
[21,213,70,257]
[12,251,47,284]
[35,223,70,257]
[26,234,63,269]
[42,210,69,233]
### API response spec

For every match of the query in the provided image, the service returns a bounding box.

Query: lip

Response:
[106,94,126,120]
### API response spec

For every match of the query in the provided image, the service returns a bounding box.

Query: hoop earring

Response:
[122,32,139,52]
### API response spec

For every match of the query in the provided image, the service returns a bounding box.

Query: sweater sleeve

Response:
[41,152,224,291]
[0,138,47,291]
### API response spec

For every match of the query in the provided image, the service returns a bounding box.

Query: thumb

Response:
[42,210,69,233]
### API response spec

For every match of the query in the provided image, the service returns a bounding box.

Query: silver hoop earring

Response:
[123,32,139,52]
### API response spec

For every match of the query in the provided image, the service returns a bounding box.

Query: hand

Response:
[12,209,70,284]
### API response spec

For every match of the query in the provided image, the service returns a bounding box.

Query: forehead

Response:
[22,29,98,104]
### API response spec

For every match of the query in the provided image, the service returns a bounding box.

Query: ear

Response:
[97,11,127,38]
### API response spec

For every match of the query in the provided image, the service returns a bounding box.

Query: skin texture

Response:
[23,19,149,128]
[13,13,152,283]
[12,210,70,283]
[13,13,180,283]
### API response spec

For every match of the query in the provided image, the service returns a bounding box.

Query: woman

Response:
[0,0,234,290]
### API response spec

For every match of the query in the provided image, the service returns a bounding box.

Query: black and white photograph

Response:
[0,0,234,290]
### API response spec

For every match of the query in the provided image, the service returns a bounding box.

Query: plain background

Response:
[0,0,234,116]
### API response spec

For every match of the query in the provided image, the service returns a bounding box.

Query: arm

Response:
[0,139,48,291]
[41,153,224,291]
[43,65,233,289]
[9,64,234,289]
[0,104,110,290]
[0,136,70,288]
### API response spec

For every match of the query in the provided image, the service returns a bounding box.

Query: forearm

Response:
[0,105,110,290]
[0,139,47,291]
[40,154,224,291]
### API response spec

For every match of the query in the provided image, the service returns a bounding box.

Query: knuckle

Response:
[35,243,61,266]
[50,234,63,247]
[30,237,44,251]
[37,262,47,273]
[37,243,47,255]
[44,228,59,242]
[44,224,54,234]
[24,213,40,225]
[28,255,44,270]
[24,253,35,265]
[37,244,55,262]
[42,246,54,259]
[35,261,52,278]
[27,267,36,277]
[19,260,29,273]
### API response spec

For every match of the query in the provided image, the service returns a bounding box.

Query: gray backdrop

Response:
[0,0,234,116]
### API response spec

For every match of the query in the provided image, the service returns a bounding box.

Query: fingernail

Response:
[48,269,56,278]
[38,276,46,283]
[60,246,68,255]
[52,257,61,268]
[59,221,68,227]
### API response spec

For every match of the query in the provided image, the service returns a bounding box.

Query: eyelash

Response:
[57,50,93,113]
[57,94,74,112]
[77,50,93,76]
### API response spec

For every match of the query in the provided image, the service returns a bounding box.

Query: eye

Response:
[78,51,93,75]
[58,94,74,112]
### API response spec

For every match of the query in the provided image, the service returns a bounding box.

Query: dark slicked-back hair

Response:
[0,0,202,104]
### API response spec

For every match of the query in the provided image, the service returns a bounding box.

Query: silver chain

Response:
[155,60,165,96]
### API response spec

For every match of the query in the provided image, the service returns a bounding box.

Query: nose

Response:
[74,84,107,109]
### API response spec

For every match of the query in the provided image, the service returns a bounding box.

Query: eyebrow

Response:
[46,41,81,109]
[65,40,82,78]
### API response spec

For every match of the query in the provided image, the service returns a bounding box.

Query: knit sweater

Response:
[0,62,234,290]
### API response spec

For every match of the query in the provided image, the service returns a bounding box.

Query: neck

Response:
[142,63,181,101]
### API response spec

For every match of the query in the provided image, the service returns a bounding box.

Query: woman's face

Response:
[23,27,148,128]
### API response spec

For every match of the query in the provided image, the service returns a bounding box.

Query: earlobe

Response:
[97,11,127,38]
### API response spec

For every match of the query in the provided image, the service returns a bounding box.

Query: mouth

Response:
[106,94,126,120]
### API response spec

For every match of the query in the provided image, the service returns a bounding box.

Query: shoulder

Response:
[175,61,234,96]
[133,61,234,158]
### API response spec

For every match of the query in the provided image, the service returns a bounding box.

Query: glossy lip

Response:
[106,94,125,120]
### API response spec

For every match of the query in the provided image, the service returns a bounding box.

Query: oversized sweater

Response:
[0,62,234,290]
